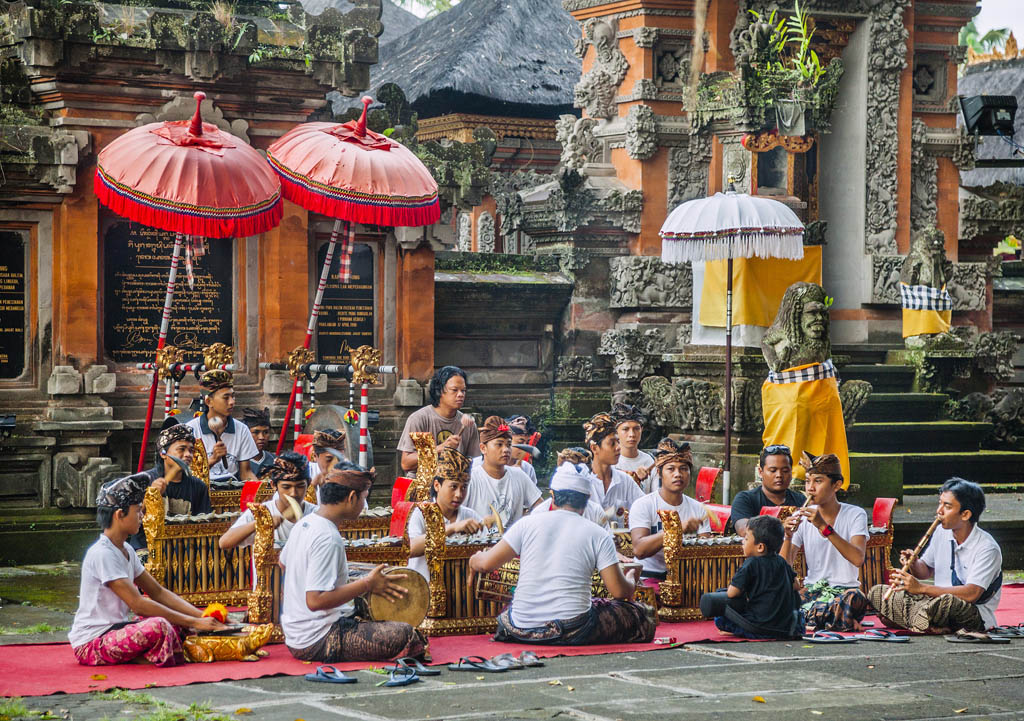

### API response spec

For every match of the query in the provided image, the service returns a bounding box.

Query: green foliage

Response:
[0,623,68,634]
[0,697,31,720]
[91,691,229,721]
[747,0,824,88]
[394,0,457,18]
[958,20,1010,55]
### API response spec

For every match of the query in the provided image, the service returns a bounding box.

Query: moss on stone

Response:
[435,251,561,274]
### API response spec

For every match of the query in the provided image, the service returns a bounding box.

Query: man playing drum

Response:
[468,462,655,645]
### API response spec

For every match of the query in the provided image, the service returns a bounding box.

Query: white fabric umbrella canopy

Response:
[660,190,805,503]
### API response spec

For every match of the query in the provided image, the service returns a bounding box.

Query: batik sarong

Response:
[72,617,186,667]
[287,615,427,663]
[867,584,984,633]
[494,598,656,646]
[800,586,868,632]
[900,283,952,338]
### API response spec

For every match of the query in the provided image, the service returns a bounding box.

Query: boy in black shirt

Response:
[700,515,802,639]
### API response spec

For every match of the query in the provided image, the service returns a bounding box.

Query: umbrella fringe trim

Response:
[269,155,439,209]
[661,233,805,263]
[277,176,440,227]
[95,173,283,239]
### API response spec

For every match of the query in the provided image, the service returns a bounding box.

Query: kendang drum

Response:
[366,566,429,627]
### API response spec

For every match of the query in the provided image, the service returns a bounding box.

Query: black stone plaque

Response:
[316,242,375,364]
[103,222,234,364]
[0,232,26,380]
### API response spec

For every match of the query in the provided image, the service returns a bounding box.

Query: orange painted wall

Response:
[396,245,435,381]
[258,200,309,363]
[53,165,100,368]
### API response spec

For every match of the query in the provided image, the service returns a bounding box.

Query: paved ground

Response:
[5,636,1024,721]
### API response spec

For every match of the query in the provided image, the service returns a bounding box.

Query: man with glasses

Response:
[729,444,806,537]
[397,365,481,473]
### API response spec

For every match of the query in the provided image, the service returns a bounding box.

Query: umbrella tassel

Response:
[184,236,196,290]
[338,221,354,284]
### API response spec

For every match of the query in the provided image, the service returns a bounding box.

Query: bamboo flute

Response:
[884,515,942,601]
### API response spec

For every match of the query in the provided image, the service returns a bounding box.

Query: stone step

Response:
[848,421,992,453]
[839,364,916,393]
[899,450,1024,491]
[855,392,949,423]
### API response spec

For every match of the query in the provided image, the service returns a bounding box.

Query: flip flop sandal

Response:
[305,665,358,684]
[802,631,858,644]
[945,630,1011,644]
[861,620,876,628]
[447,655,509,673]
[855,629,909,643]
[489,653,526,670]
[518,650,545,667]
[383,666,420,687]
[388,657,441,676]
[988,626,1024,639]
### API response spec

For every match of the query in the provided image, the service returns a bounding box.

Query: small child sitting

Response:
[699,515,802,639]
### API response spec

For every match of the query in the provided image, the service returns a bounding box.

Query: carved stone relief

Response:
[476,211,495,253]
[625,104,658,160]
[722,139,750,192]
[911,52,949,112]
[609,256,692,309]
[668,133,712,209]
[910,118,938,233]
[574,19,629,119]
[136,95,250,142]
[633,26,657,48]
[655,42,690,93]
[597,328,666,381]
[602,189,644,234]
[872,255,988,310]
[555,114,600,172]
[456,212,472,252]
[556,355,595,383]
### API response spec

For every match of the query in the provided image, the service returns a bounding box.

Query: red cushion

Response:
[705,503,731,533]
[872,497,897,528]
[391,477,414,508]
[759,506,783,518]
[389,500,418,538]
[695,467,720,503]
[293,433,315,459]
[239,480,264,512]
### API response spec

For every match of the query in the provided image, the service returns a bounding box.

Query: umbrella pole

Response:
[137,232,184,472]
[275,219,343,454]
[723,255,733,504]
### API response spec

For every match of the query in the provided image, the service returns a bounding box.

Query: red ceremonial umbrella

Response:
[266,96,440,455]
[95,91,283,471]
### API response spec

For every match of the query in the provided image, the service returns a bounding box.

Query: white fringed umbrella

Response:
[660,189,804,503]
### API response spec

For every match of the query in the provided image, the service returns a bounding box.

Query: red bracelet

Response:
[820,524,834,538]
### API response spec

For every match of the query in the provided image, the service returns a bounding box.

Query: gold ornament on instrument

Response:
[182,624,274,662]
[421,502,449,618]
[156,345,182,380]
[203,343,235,370]
[349,344,382,385]
[884,515,941,601]
[142,484,167,581]
[287,346,314,380]
[409,432,437,502]
[247,504,276,624]
[191,436,211,486]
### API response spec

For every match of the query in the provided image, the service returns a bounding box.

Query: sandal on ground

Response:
[387,657,441,676]
[802,630,858,644]
[945,629,1010,644]
[518,650,545,667]
[489,653,526,670]
[988,626,1024,639]
[383,666,420,687]
[854,629,909,643]
[447,655,509,672]
[305,665,358,684]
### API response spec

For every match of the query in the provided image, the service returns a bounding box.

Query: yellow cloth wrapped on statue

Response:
[700,246,822,328]
[900,282,952,338]
[761,360,850,489]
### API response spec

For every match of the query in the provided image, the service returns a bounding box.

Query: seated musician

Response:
[469,462,656,645]
[184,370,258,483]
[629,439,711,590]
[730,444,806,537]
[531,447,613,530]
[219,452,317,551]
[585,412,643,527]
[469,415,540,486]
[869,478,1002,634]
[397,365,481,473]
[129,421,211,550]
[464,416,543,528]
[611,403,656,492]
[407,448,485,581]
[280,462,427,663]
[241,407,276,479]
[699,515,802,639]
[781,452,869,632]
[308,429,347,501]
[70,474,226,667]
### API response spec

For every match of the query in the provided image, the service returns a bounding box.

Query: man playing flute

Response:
[868,478,1003,635]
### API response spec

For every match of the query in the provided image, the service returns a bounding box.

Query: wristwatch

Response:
[820,524,834,538]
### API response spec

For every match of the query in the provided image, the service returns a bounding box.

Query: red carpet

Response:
[3,585,1022,698]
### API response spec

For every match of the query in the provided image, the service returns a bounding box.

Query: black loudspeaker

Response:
[959,95,1018,136]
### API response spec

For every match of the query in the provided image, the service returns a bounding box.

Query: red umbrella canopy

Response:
[95,92,283,239]
[267,97,440,227]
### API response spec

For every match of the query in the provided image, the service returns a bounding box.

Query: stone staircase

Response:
[840,361,1024,496]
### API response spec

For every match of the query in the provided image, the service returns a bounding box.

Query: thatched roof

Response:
[337,0,580,119]
[299,0,422,47]
[959,58,1024,188]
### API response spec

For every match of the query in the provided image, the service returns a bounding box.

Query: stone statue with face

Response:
[901,226,953,289]
[761,282,832,372]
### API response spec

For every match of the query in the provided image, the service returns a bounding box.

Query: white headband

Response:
[550,461,592,496]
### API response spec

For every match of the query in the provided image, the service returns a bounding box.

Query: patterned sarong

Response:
[900,283,952,338]
[288,615,427,663]
[494,598,656,646]
[72,617,186,667]
[867,584,983,633]
[800,586,868,632]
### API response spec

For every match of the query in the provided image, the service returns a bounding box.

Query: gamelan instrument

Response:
[474,559,654,606]
[365,566,430,627]
[883,515,941,601]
